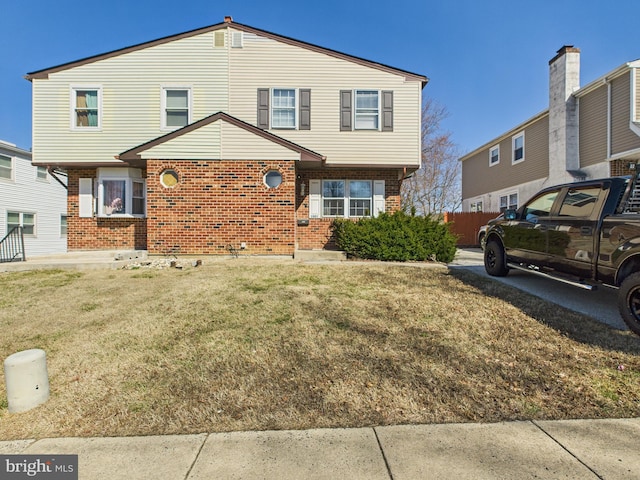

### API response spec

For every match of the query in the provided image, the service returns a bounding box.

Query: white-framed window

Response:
[512,133,524,164]
[71,86,102,129]
[320,180,374,218]
[7,211,35,236]
[264,170,283,188]
[0,153,12,180]
[489,145,500,166]
[162,87,191,130]
[271,89,297,129]
[500,193,518,212]
[354,90,379,130]
[323,180,345,217]
[309,179,384,219]
[348,180,372,217]
[60,215,68,237]
[36,166,48,181]
[471,201,483,213]
[231,31,243,48]
[96,168,146,217]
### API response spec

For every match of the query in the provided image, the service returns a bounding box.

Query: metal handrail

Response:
[0,226,26,263]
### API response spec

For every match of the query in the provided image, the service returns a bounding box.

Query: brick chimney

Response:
[548,46,581,183]
[224,16,233,23]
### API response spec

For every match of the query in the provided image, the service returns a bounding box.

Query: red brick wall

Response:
[146,159,296,255]
[66,165,404,254]
[67,169,147,251]
[295,169,403,250]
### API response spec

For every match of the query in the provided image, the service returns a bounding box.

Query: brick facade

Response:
[146,159,296,255]
[295,168,402,250]
[66,165,404,254]
[67,169,147,250]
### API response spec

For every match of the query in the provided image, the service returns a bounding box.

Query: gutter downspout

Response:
[48,167,68,190]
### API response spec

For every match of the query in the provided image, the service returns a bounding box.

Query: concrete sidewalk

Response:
[1,418,638,479]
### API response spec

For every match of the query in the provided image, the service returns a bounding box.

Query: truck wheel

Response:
[484,239,509,276]
[618,272,640,336]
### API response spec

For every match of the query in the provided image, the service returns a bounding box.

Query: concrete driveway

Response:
[449,248,627,331]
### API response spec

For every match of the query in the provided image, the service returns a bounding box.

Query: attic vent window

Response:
[214,31,225,47]
[231,31,243,48]
[160,169,179,188]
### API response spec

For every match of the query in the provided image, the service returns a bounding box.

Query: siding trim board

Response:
[26,21,428,87]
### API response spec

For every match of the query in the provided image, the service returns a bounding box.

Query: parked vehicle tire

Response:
[617,272,640,336]
[484,239,509,276]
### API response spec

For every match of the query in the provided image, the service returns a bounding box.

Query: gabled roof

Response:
[118,112,325,167]
[25,19,428,86]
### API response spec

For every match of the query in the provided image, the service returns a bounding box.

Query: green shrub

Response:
[332,210,457,262]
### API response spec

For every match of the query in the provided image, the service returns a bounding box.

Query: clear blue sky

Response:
[2,0,640,156]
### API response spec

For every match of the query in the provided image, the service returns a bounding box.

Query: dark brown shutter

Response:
[382,91,393,131]
[340,90,352,131]
[299,89,311,130]
[257,88,269,129]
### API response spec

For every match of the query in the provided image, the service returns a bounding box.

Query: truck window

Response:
[523,191,559,222]
[558,187,600,217]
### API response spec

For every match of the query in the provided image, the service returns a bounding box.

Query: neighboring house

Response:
[460,46,640,213]
[0,140,67,257]
[25,17,427,256]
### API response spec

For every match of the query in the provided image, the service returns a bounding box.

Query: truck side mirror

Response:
[505,209,517,220]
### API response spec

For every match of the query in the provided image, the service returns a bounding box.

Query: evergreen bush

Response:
[332,210,457,262]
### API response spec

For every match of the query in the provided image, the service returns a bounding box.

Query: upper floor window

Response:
[0,154,12,180]
[272,89,296,129]
[340,90,393,132]
[257,88,310,131]
[512,133,524,164]
[354,90,379,130]
[72,87,101,129]
[162,88,191,129]
[489,145,500,166]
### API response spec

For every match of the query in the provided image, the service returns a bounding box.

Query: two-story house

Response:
[0,140,67,258]
[26,17,427,256]
[460,46,640,213]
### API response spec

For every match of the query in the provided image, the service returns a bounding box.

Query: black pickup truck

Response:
[483,174,640,336]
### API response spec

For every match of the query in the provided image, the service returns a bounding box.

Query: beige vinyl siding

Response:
[219,122,299,160]
[140,123,222,159]
[610,72,640,155]
[33,32,229,164]
[227,31,422,168]
[461,116,548,199]
[579,84,608,167]
[138,121,300,161]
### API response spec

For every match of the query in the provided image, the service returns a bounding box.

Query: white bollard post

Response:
[4,349,50,413]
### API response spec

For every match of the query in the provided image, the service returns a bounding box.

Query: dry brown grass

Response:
[0,259,639,440]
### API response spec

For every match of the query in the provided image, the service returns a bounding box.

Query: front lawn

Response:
[0,259,638,440]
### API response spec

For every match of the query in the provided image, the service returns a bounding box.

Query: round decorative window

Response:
[160,169,179,188]
[264,170,283,188]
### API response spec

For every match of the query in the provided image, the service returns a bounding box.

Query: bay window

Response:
[95,168,146,217]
